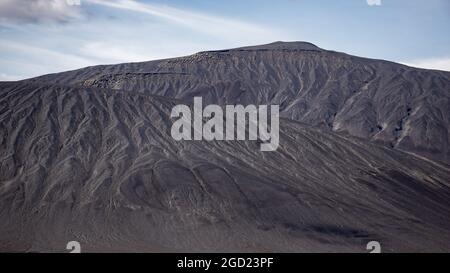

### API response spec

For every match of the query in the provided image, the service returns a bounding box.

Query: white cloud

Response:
[0,40,96,79]
[402,57,450,72]
[85,0,283,43]
[367,0,382,6]
[0,0,82,23]
[0,40,95,68]
[80,42,160,63]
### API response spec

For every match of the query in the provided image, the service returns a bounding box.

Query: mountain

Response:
[29,41,450,165]
[1,42,450,252]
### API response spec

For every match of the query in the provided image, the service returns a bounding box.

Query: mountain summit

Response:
[217,41,323,51]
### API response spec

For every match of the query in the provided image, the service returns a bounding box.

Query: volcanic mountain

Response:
[1,42,450,252]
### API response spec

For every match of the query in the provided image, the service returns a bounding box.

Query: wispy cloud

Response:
[0,40,95,67]
[402,57,450,72]
[0,0,289,80]
[366,0,382,6]
[85,0,283,43]
[80,41,160,63]
[0,0,82,24]
[0,40,96,79]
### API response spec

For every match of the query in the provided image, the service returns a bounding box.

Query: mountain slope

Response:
[28,41,450,164]
[1,81,450,252]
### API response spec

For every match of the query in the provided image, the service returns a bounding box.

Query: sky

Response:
[0,0,449,81]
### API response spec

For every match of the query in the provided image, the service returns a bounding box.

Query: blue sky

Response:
[0,0,449,80]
